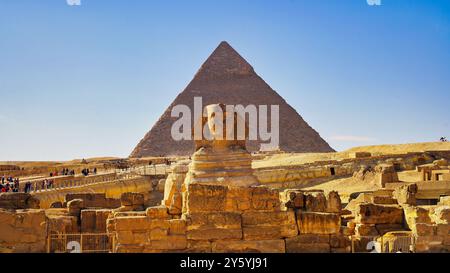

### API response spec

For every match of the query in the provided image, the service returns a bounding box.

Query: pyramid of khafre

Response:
[130,41,334,157]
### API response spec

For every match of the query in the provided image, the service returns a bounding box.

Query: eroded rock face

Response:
[211,240,285,253]
[393,184,417,205]
[241,211,298,240]
[0,193,40,209]
[162,160,190,215]
[184,212,242,241]
[81,209,112,233]
[296,211,341,235]
[182,183,280,214]
[0,209,47,253]
[354,203,404,225]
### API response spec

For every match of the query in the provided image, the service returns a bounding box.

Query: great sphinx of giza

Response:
[185,103,259,187]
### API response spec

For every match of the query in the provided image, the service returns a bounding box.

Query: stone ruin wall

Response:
[1,170,450,253]
[254,151,450,188]
[106,181,450,253]
[1,150,450,253]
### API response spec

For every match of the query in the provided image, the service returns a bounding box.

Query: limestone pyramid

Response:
[130,41,334,157]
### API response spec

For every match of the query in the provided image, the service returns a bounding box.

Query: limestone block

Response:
[393,184,417,205]
[304,192,327,212]
[212,240,285,253]
[81,209,111,233]
[114,216,151,231]
[433,206,450,224]
[371,196,398,205]
[47,215,79,234]
[354,203,403,225]
[67,199,85,216]
[439,196,450,206]
[249,186,281,211]
[241,211,298,240]
[280,189,304,210]
[415,235,444,252]
[296,211,341,235]
[146,205,170,220]
[168,219,186,235]
[326,191,342,213]
[330,235,351,249]
[285,234,330,245]
[0,209,47,252]
[404,206,432,227]
[115,244,144,253]
[116,230,147,245]
[224,186,253,212]
[412,223,436,236]
[436,224,450,237]
[285,235,330,253]
[374,224,404,235]
[81,209,96,233]
[186,240,212,253]
[149,235,187,250]
[183,183,227,213]
[184,183,280,214]
[184,212,242,240]
[331,247,351,253]
[0,193,40,209]
[355,224,379,237]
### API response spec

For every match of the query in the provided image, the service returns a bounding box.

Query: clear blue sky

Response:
[0,0,449,161]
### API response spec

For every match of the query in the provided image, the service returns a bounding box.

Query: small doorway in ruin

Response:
[330,167,336,176]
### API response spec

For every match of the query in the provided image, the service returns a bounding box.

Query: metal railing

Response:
[116,164,171,176]
[351,234,415,253]
[47,233,114,253]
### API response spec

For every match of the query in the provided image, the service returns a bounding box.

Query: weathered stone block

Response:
[285,235,331,253]
[330,234,351,249]
[249,186,281,211]
[296,211,340,234]
[280,189,304,209]
[393,184,417,205]
[168,219,186,235]
[241,211,297,239]
[326,191,342,213]
[146,205,170,219]
[374,224,404,235]
[0,209,47,252]
[0,193,40,210]
[183,183,227,213]
[355,203,403,225]
[355,224,379,237]
[212,240,285,253]
[67,199,85,216]
[186,240,212,253]
[433,206,450,224]
[150,235,187,250]
[304,191,327,212]
[114,216,151,231]
[185,212,242,240]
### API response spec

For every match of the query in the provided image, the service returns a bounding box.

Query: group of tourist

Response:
[81,167,97,176]
[49,168,75,177]
[0,176,20,192]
